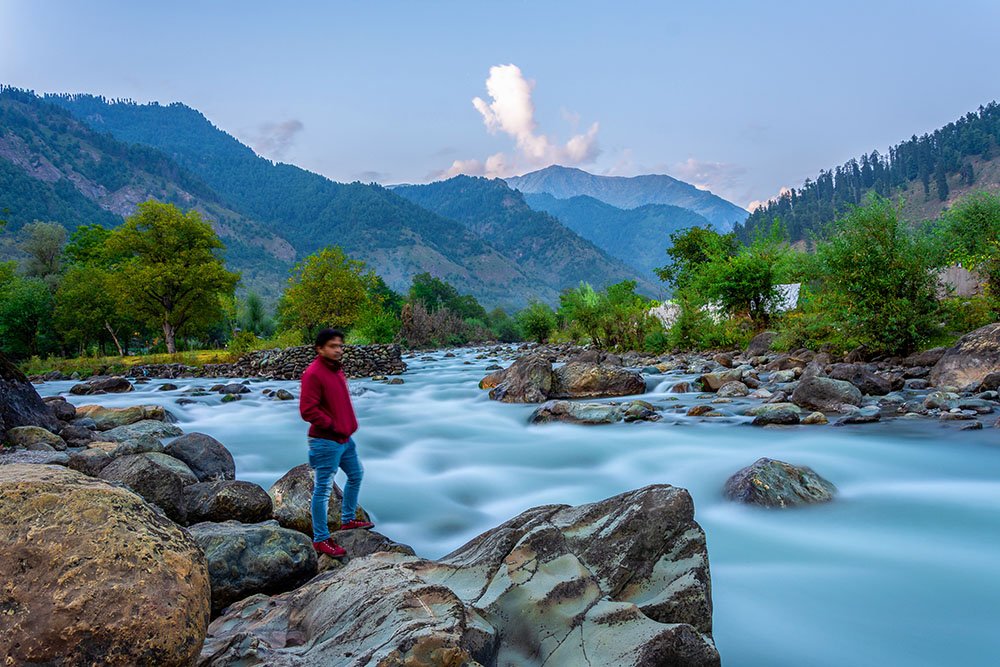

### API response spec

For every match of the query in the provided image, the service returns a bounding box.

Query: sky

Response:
[3,0,1000,209]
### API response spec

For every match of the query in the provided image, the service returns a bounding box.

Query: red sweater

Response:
[299,357,358,443]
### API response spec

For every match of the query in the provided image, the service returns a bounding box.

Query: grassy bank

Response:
[18,350,236,378]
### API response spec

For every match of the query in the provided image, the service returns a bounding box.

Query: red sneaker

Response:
[339,518,375,531]
[313,539,346,558]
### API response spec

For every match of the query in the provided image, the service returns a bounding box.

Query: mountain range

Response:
[1,87,744,307]
[506,165,749,231]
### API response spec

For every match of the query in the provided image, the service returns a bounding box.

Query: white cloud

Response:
[246,119,304,160]
[438,64,600,179]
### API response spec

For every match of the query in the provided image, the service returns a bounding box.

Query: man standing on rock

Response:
[299,328,373,558]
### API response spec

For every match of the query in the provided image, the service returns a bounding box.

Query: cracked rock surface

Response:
[199,484,719,667]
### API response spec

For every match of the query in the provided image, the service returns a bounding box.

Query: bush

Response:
[517,301,557,343]
[227,330,259,355]
[813,195,938,356]
[351,307,401,344]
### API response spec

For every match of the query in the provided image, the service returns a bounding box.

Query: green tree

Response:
[936,191,1000,299]
[558,282,605,346]
[54,264,134,356]
[278,246,375,336]
[19,221,66,290]
[517,301,557,343]
[815,195,938,355]
[238,292,274,337]
[0,273,55,358]
[105,201,239,354]
[655,226,738,290]
[408,272,460,312]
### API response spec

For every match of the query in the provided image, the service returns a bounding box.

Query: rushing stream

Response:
[44,348,1000,666]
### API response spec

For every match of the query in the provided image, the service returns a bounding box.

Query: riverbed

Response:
[43,348,1000,667]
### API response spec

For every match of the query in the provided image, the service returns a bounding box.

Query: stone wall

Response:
[127,345,406,380]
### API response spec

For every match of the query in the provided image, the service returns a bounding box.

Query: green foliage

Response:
[238,292,274,337]
[278,246,375,336]
[517,301,557,343]
[18,221,67,289]
[350,307,402,344]
[936,191,1000,298]
[105,201,240,353]
[813,195,938,355]
[54,264,136,356]
[0,274,55,357]
[488,308,522,343]
[227,330,260,355]
[655,226,738,289]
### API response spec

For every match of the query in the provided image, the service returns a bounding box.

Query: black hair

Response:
[314,328,345,348]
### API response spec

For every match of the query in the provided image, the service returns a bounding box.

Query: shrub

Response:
[517,301,557,343]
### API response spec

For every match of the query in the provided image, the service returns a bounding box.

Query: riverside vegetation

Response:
[2,190,999,377]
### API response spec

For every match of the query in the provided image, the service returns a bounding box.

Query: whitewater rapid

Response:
[44,348,1000,666]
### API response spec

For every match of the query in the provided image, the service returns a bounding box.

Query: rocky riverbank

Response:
[29,343,407,382]
[469,323,1000,431]
[1,350,722,666]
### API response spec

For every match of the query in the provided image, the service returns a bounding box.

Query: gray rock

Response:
[1,352,60,443]
[59,424,95,448]
[273,388,294,400]
[103,419,183,443]
[550,362,646,399]
[930,322,1000,388]
[268,464,369,535]
[791,376,863,412]
[99,452,198,522]
[717,381,749,398]
[219,383,251,395]
[746,331,778,357]
[5,426,67,451]
[74,404,168,431]
[529,400,624,425]
[68,376,134,395]
[751,407,800,426]
[87,435,164,459]
[724,457,836,507]
[65,447,112,476]
[828,363,892,396]
[0,449,70,466]
[164,432,235,482]
[483,355,553,403]
[200,485,719,667]
[183,480,273,524]
[836,406,882,425]
[188,520,317,616]
[43,397,77,421]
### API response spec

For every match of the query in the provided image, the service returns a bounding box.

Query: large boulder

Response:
[724,458,836,507]
[930,322,1000,388]
[0,465,210,665]
[165,432,236,482]
[0,351,59,442]
[5,425,67,451]
[75,404,168,430]
[200,484,719,667]
[485,355,553,403]
[69,375,134,395]
[268,463,369,535]
[550,362,646,399]
[184,480,273,524]
[99,452,198,522]
[828,363,892,396]
[698,368,744,392]
[188,520,317,616]
[103,418,183,443]
[43,395,77,421]
[791,375,863,412]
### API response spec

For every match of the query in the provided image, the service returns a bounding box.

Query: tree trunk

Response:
[105,321,125,357]
[163,321,177,354]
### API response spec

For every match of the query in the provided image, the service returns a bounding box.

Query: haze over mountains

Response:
[506,165,749,231]
[0,87,754,307]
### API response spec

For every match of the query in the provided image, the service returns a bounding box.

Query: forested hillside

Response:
[522,192,710,280]
[738,101,1000,243]
[47,94,612,308]
[393,176,661,298]
[0,87,293,297]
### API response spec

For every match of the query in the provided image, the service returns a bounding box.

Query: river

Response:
[44,347,1000,666]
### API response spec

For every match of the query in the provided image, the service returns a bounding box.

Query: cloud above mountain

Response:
[246,119,304,161]
[438,64,600,179]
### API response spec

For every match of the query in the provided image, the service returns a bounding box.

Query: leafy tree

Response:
[0,273,56,357]
[814,195,938,355]
[104,201,239,354]
[54,264,134,356]
[238,292,274,337]
[408,273,461,312]
[655,226,738,290]
[64,224,112,265]
[278,246,375,336]
[517,301,557,343]
[558,282,605,346]
[488,307,522,343]
[936,191,1000,299]
[18,221,66,289]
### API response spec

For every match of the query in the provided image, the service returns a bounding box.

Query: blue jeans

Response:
[307,437,363,543]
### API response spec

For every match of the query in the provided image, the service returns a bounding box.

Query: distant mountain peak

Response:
[506,165,747,230]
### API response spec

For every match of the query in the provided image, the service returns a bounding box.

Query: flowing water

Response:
[45,349,1000,666]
